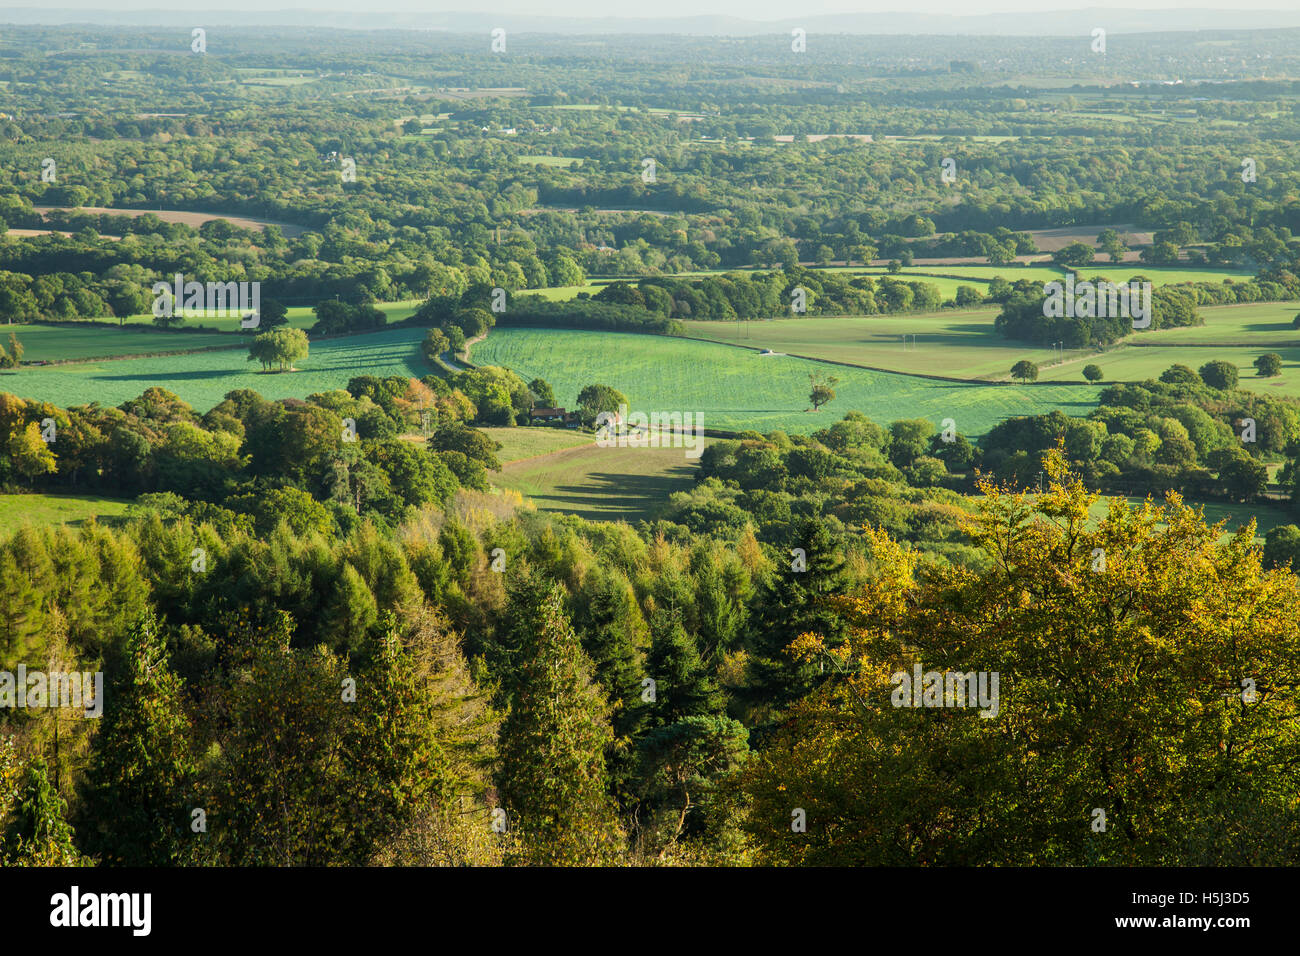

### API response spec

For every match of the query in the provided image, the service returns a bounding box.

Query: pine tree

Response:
[741,517,851,728]
[368,606,503,866]
[0,550,45,664]
[323,561,379,652]
[568,566,647,738]
[646,607,726,727]
[497,571,625,865]
[80,612,196,866]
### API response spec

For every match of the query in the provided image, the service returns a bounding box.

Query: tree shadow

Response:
[527,465,698,521]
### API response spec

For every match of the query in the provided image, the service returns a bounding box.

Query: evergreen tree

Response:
[80,612,196,865]
[646,607,725,727]
[0,550,45,663]
[568,566,647,738]
[367,608,503,866]
[497,571,624,864]
[740,518,851,727]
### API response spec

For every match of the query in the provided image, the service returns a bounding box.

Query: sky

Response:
[8,1,1300,16]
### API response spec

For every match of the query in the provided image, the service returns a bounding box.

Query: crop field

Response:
[491,439,702,522]
[683,302,1300,386]
[6,324,239,362]
[1021,224,1151,251]
[1037,343,1300,394]
[1,327,429,411]
[31,205,306,237]
[472,327,1099,436]
[0,492,132,536]
[680,311,1084,380]
[110,299,422,332]
[1136,302,1300,346]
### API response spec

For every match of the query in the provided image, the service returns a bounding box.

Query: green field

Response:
[110,299,422,333]
[891,275,996,300]
[402,426,593,465]
[521,284,594,302]
[491,439,702,522]
[517,155,583,168]
[0,492,132,536]
[1137,302,1300,347]
[681,311,1083,380]
[8,324,243,362]
[1072,264,1256,286]
[472,327,1099,436]
[485,263,1255,311]
[1037,343,1300,394]
[1088,495,1294,543]
[1029,301,1300,391]
[5,301,422,366]
[476,426,593,463]
[682,302,1300,389]
[2,327,428,410]
[895,264,1064,282]
[874,263,1253,288]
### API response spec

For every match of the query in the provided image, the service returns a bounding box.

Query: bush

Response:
[1199,360,1239,390]
[1255,353,1283,378]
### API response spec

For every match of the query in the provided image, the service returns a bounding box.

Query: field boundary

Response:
[676,334,1103,387]
[1127,340,1299,348]
[26,342,248,366]
[15,322,423,366]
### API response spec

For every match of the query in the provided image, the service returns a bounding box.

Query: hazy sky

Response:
[10,1,1300,16]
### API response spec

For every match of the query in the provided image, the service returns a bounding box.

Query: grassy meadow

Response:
[472,327,1099,436]
[3,327,429,410]
[0,492,132,536]
[491,439,703,522]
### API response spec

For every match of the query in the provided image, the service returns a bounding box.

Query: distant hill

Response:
[7,7,1300,36]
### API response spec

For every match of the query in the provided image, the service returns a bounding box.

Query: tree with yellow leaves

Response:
[741,446,1300,865]
[0,393,56,483]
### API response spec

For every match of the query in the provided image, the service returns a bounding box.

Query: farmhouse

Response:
[529,407,579,427]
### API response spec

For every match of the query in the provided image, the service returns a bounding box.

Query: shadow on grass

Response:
[94,368,245,383]
[529,466,698,522]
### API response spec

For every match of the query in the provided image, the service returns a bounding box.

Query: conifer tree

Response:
[0,550,45,663]
[80,612,196,865]
[568,566,647,738]
[646,607,725,727]
[741,517,851,725]
[497,571,624,864]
